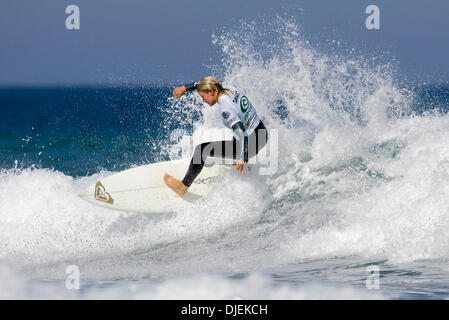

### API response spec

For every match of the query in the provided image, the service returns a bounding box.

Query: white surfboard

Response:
[79,158,229,214]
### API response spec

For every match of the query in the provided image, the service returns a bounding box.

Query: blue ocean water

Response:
[0,87,177,176]
[2,16,449,300]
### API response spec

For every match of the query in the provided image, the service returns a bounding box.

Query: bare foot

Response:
[163,173,188,197]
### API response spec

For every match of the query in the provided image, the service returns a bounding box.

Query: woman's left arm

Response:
[231,122,248,176]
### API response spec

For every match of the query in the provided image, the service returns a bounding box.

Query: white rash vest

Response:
[217,85,261,137]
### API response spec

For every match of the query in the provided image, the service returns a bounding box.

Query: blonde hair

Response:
[196,76,233,98]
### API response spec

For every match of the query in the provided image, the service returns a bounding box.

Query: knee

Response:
[193,142,210,155]
[193,144,202,155]
[192,142,210,164]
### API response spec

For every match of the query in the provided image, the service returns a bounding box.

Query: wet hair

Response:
[196,76,233,98]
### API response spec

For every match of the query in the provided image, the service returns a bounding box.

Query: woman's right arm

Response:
[172,86,186,98]
[172,81,200,98]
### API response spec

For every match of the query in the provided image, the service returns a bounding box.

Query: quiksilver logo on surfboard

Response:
[95,181,114,204]
[193,176,219,185]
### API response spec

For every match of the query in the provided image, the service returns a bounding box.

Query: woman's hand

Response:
[233,160,245,176]
[173,86,186,98]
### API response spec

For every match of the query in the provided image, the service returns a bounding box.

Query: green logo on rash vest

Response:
[240,96,250,113]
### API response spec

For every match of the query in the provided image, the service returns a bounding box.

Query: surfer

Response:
[163,76,268,196]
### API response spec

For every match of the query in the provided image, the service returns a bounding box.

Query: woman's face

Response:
[198,90,218,106]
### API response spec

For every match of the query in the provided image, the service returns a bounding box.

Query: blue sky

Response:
[1,0,448,86]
